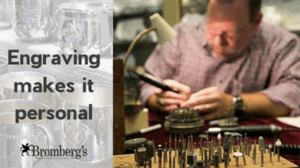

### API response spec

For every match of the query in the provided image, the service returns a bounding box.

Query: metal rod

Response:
[193,153,197,168]
[188,136,191,153]
[169,135,172,168]
[182,151,186,168]
[164,143,167,168]
[253,142,256,164]
[208,147,211,168]
[274,134,277,156]
[173,157,175,168]
[269,144,272,163]
[277,146,280,162]
[224,152,228,168]
[205,149,208,167]
[191,134,194,153]
[158,145,162,168]
[153,140,157,164]
[175,135,177,157]
[243,153,246,165]
[261,148,264,167]
[214,151,218,168]
[276,139,282,162]
[199,137,202,157]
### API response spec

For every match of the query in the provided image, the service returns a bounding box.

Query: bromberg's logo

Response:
[21,143,33,156]
[20,144,88,159]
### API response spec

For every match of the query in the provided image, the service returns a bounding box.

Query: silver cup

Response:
[56,83,112,165]
[91,3,113,55]
[55,2,113,54]
[0,99,53,168]
[0,71,56,108]
[5,0,54,42]
[0,57,8,75]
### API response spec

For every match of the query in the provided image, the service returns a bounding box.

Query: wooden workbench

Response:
[113,144,297,168]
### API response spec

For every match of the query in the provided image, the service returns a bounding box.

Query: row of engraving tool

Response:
[125,133,285,168]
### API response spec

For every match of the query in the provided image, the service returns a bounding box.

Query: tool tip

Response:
[275,139,282,146]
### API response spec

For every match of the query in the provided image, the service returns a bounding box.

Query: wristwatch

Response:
[232,96,245,117]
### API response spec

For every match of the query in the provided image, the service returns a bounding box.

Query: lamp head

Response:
[150,13,177,44]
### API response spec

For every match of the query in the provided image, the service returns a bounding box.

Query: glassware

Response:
[55,2,113,54]
[0,99,53,168]
[56,83,112,165]
[5,0,55,42]
[91,4,112,55]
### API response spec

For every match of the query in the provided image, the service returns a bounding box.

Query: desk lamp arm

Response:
[123,26,157,67]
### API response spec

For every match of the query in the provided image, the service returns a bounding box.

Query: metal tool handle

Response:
[217,125,282,134]
[128,69,180,93]
[237,125,281,133]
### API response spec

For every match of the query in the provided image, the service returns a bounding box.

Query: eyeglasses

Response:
[206,24,251,42]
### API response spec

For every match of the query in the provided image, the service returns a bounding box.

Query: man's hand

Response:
[146,79,191,112]
[180,87,233,121]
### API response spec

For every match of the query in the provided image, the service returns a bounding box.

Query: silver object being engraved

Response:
[164,108,204,134]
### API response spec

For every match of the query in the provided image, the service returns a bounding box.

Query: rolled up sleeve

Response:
[260,37,300,116]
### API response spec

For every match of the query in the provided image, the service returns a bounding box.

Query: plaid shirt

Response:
[140,16,300,117]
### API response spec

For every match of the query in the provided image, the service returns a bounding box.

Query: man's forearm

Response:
[240,93,291,117]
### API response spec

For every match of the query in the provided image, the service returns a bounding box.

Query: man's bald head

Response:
[207,0,249,25]
[207,0,261,23]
